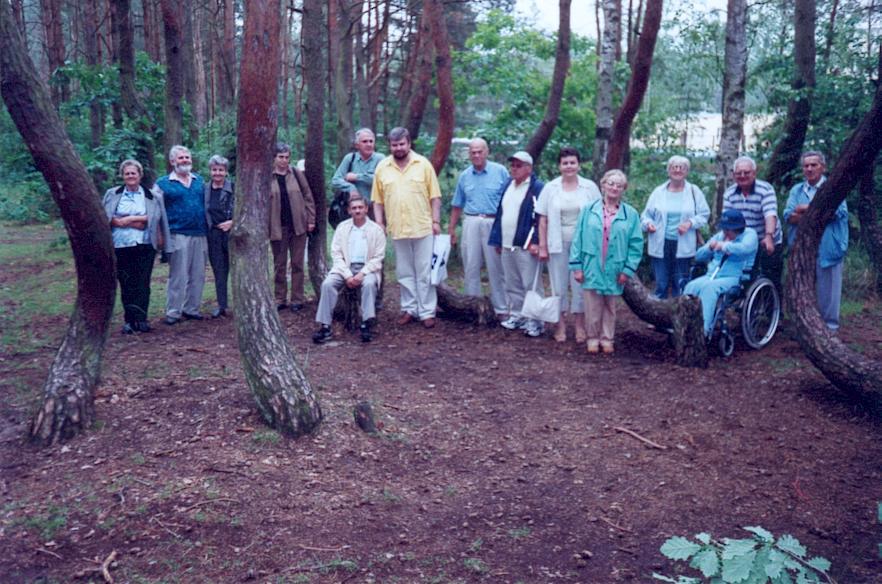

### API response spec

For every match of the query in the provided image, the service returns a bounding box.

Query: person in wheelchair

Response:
[683,209,758,337]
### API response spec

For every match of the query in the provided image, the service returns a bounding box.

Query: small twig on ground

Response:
[600,516,633,533]
[296,543,349,552]
[382,402,403,411]
[99,550,118,583]
[612,426,667,450]
[36,546,63,560]
[616,546,637,555]
[150,517,182,539]
[182,497,239,513]
[793,472,810,502]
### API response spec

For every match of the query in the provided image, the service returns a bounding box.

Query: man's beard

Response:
[175,164,192,175]
[392,150,408,160]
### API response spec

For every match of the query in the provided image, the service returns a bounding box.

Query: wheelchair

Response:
[681,261,781,357]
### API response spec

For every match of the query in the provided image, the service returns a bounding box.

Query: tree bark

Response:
[142,0,162,61]
[713,0,749,221]
[40,0,68,104]
[436,285,498,326]
[592,0,619,181]
[525,0,571,165]
[605,0,663,171]
[161,0,185,160]
[353,0,370,128]
[232,0,322,438]
[786,47,882,400]
[427,0,454,175]
[302,0,329,296]
[403,7,433,141]
[191,6,208,129]
[1,0,117,445]
[85,0,105,149]
[334,0,354,159]
[217,0,236,111]
[764,0,816,192]
[857,163,882,296]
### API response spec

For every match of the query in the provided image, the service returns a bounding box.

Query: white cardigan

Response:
[329,218,387,283]
[534,176,601,254]
[640,180,711,259]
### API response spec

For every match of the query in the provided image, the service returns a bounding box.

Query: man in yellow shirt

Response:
[371,127,442,328]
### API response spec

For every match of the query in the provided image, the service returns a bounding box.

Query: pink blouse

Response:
[601,204,618,265]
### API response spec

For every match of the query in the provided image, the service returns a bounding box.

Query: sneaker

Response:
[164,316,181,326]
[500,316,525,330]
[121,323,136,335]
[523,320,543,338]
[360,322,373,343]
[312,325,332,344]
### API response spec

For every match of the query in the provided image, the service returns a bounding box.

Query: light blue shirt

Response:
[111,189,150,248]
[347,224,369,264]
[331,151,385,202]
[451,161,510,215]
[783,176,848,268]
[695,228,759,280]
[661,188,683,240]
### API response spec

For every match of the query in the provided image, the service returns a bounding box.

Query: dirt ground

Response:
[2,250,882,583]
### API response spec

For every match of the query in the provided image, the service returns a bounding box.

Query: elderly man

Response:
[371,127,442,328]
[448,138,510,315]
[783,151,849,331]
[722,156,782,288]
[312,194,386,344]
[488,151,545,337]
[154,145,207,325]
[270,143,316,312]
[331,128,385,211]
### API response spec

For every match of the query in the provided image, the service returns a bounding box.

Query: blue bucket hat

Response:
[719,208,746,231]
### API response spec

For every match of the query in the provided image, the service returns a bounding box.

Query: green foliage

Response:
[654,527,834,584]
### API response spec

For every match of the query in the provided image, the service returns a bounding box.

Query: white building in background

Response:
[633,113,777,155]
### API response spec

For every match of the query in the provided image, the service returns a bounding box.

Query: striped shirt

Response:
[722,179,782,244]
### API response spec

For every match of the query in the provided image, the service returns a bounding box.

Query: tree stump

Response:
[333,286,362,332]
[353,401,378,434]
[436,284,498,326]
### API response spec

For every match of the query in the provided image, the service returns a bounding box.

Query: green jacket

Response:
[569,199,644,295]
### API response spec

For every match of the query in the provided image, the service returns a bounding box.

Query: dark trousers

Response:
[652,238,692,298]
[208,228,230,309]
[757,243,784,290]
[115,244,156,324]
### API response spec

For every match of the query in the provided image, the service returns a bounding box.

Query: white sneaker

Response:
[500,316,525,330]
[523,320,543,337]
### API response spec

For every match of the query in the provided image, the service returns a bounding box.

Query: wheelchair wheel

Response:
[741,277,780,349]
[718,332,735,357]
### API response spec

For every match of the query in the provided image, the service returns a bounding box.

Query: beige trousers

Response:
[583,290,618,345]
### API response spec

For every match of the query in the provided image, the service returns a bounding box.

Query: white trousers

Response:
[461,215,507,314]
[393,235,436,320]
[548,239,583,314]
[501,247,539,318]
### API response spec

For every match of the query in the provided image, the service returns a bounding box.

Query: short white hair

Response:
[666,155,690,172]
[168,145,191,164]
[733,156,756,172]
[354,128,375,141]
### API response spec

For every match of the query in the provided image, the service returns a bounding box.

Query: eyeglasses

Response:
[733,171,754,177]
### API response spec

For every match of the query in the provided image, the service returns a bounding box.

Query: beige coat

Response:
[329,218,386,284]
[269,166,316,240]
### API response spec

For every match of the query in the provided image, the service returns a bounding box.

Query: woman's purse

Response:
[521,262,560,323]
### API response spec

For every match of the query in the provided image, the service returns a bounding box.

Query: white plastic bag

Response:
[431,234,451,286]
[520,263,560,323]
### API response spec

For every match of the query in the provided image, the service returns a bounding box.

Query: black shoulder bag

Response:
[328,152,356,229]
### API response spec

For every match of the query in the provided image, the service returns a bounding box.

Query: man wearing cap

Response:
[372,127,443,328]
[722,156,782,288]
[684,209,759,336]
[488,151,545,337]
[783,151,848,331]
[448,138,510,315]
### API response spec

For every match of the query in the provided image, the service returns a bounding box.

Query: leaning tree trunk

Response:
[856,162,882,296]
[764,0,816,192]
[1,0,116,445]
[427,0,454,175]
[714,0,749,220]
[302,0,329,297]
[605,0,663,171]
[525,0,571,165]
[231,0,322,437]
[436,285,498,326]
[621,277,708,368]
[592,0,619,181]
[787,47,882,400]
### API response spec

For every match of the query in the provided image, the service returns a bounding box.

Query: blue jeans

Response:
[652,239,692,298]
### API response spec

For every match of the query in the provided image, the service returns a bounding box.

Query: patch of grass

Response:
[18,504,68,540]
[508,526,531,539]
[765,356,802,374]
[316,557,358,574]
[381,487,401,503]
[131,452,146,465]
[469,538,483,553]
[143,363,170,379]
[251,430,282,445]
[462,557,488,575]
[840,299,866,318]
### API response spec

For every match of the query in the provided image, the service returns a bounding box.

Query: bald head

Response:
[468,138,489,171]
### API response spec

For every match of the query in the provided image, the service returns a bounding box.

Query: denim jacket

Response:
[695,228,758,280]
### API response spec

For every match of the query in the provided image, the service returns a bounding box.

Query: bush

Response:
[0,180,57,224]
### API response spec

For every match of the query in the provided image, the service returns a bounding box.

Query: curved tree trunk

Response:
[856,163,882,296]
[787,49,882,400]
[303,0,328,297]
[403,8,432,141]
[1,0,117,445]
[525,0,571,165]
[764,0,816,192]
[427,0,454,175]
[232,0,322,438]
[436,285,498,326]
[714,0,749,220]
[605,0,663,171]
[592,0,619,181]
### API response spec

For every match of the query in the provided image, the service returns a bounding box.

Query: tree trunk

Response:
[823,0,839,64]
[191,7,209,128]
[764,0,816,192]
[786,48,882,400]
[605,0,663,171]
[1,0,117,445]
[232,0,322,438]
[302,0,328,296]
[142,0,162,61]
[334,0,354,159]
[525,0,571,165]
[41,0,68,104]
[427,0,454,175]
[180,3,199,141]
[436,285,498,326]
[403,7,432,141]
[354,0,370,128]
[217,0,236,110]
[713,0,749,221]
[620,278,708,368]
[161,0,185,163]
[85,0,105,149]
[592,0,619,181]
[857,162,882,295]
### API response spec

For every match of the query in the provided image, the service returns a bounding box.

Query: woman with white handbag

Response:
[536,147,601,343]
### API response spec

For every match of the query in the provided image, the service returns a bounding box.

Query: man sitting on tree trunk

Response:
[313,194,386,344]
[783,151,849,331]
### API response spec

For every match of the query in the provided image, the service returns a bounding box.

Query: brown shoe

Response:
[398,313,415,326]
[422,317,436,329]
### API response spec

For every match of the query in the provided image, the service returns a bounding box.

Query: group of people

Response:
[103,130,848,352]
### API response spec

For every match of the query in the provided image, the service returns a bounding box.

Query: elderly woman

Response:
[569,169,643,354]
[536,147,601,343]
[103,159,170,334]
[204,155,235,318]
[641,155,710,298]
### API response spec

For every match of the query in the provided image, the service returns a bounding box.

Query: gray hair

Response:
[275,142,291,155]
[208,154,229,169]
[118,158,143,178]
[354,128,375,141]
[666,155,691,172]
[387,127,410,143]
[168,145,191,164]
[601,169,628,188]
[801,150,826,166]
[733,156,757,172]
